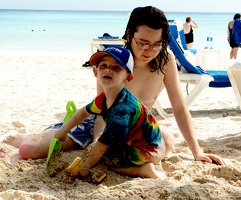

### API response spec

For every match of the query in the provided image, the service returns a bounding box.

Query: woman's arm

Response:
[163,51,225,165]
[191,20,198,29]
[227,22,231,41]
[164,51,201,156]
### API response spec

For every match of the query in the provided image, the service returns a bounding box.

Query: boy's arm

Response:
[79,141,109,178]
[54,106,90,142]
[93,115,105,142]
[92,77,106,142]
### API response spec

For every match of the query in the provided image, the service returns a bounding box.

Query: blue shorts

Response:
[45,115,96,149]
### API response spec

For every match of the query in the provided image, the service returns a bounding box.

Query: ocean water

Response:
[0,9,235,52]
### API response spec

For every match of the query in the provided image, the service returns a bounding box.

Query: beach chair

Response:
[85,33,124,67]
[89,34,124,55]
[154,32,232,118]
[227,62,241,110]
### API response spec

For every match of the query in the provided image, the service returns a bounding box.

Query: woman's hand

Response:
[195,153,226,166]
[227,37,230,44]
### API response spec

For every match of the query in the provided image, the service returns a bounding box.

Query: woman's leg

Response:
[233,47,239,59]
[187,42,193,49]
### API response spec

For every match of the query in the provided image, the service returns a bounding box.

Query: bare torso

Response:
[125,63,164,110]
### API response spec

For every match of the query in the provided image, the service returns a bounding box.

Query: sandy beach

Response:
[0,50,241,200]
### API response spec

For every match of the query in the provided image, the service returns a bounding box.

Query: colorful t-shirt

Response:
[86,88,164,167]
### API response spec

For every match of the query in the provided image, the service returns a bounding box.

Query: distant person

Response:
[183,16,199,49]
[54,46,166,179]
[227,13,241,59]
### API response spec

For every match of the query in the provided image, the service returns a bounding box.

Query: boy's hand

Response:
[79,167,91,178]
[84,142,96,157]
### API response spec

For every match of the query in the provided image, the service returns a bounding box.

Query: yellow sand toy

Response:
[65,157,84,176]
[66,157,106,183]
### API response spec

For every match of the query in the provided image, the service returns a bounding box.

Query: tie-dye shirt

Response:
[86,88,164,167]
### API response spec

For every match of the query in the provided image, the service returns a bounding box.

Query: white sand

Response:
[0,50,241,200]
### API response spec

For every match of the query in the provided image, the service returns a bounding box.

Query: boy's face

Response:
[93,55,133,89]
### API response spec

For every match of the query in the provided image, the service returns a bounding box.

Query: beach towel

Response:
[232,19,241,44]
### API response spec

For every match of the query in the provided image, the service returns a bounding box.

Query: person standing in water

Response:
[183,16,199,49]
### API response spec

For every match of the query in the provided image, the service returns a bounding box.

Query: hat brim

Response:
[89,52,109,66]
[89,51,131,73]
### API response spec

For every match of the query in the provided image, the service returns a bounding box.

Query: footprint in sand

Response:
[230,117,241,121]
[0,148,6,158]
[11,121,26,133]
[12,121,25,128]
[235,157,241,162]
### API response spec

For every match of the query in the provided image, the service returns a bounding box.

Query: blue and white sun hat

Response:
[89,46,134,73]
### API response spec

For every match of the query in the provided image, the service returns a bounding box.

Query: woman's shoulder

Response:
[164,50,179,74]
[166,49,176,63]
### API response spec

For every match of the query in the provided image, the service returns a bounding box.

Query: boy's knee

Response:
[19,143,37,160]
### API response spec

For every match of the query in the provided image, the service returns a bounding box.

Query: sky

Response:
[1,0,241,13]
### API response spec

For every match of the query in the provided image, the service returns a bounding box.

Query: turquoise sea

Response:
[0,9,235,52]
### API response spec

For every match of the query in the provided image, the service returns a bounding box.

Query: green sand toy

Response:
[63,101,77,125]
[46,138,61,166]
[46,101,77,167]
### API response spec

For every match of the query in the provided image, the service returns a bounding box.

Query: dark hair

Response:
[233,13,241,20]
[122,6,170,74]
[186,16,192,23]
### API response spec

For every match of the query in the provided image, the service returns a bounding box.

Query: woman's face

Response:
[131,25,163,64]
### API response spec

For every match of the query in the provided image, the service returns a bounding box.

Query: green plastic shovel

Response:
[46,138,61,167]
[63,101,77,125]
[46,101,77,167]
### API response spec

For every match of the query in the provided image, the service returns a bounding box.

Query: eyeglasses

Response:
[133,37,162,51]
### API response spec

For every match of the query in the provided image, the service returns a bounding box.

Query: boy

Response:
[54,46,166,179]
